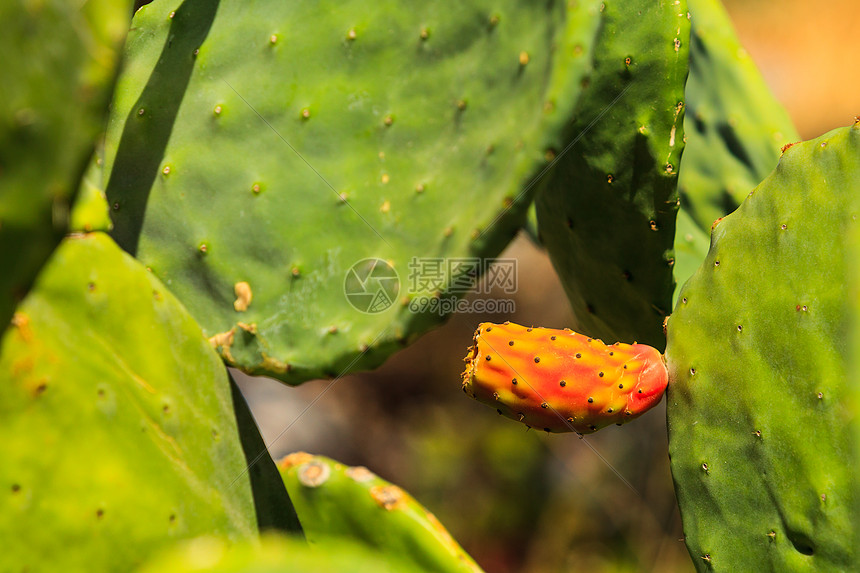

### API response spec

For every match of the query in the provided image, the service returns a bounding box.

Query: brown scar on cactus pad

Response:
[780,141,799,154]
[259,354,290,374]
[208,328,235,363]
[370,485,406,511]
[297,460,331,487]
[10,313,32,342]
[277,451,315,470]
[462,321,668,433]
[233,281,252,312]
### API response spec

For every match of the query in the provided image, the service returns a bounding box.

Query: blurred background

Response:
[235,2,860,571]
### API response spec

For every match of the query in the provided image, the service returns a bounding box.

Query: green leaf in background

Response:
[535,0,689,349]
[104,0,603,383]
[0,232,257,572]
[666,125,860,570]
[0,0,130,335]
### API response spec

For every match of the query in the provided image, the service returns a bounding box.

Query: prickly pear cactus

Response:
[535,0,689,349]
[0,233,257,571]
[666,124,860,570]
[137,534,418,573]
[679,0,800,233]
[0,0,129,334]
[278,452,483,573]
[462,322,667,433]
[672,206,710,305]
[851,181,860,545]
[70,150,113,234]
[104,0,603,384]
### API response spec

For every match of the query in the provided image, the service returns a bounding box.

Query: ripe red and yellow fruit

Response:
[462,322,668,433]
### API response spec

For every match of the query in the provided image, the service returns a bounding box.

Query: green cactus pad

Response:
[278,452,482,573]
[535,0,689,349]
[523,202,541,246]
[69,151,113,234]
[137,534,418,573]
[0,0,129,334]
[672,206,710,305]
[666,124,860,571]
[104,0,603,383]
[679,0,800,233]
[0,232,256,571]
[851,185,860,544]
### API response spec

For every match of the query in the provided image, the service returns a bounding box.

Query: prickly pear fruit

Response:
[462,322,667,433]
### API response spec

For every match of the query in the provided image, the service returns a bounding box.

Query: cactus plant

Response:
[137,534,418,573]
[462,322,668,433]
[278,452,482,572]
[0,232,257,571]
[851,195,860,546]
[668,0,801,301]
[103,0,604,384]
[535,0,689,350]
[665,124,860,570]
[70,151,114,234]
[5,0,858,570]
[0,0,129,335]
[679,0,800,233]
[672,206,711,304]
[462,124,860,569]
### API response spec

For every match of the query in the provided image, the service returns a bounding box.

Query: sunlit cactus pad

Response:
[137,534,418,573]
[0,233,256,571]
[104,0,603,383]
[666,124,860,571]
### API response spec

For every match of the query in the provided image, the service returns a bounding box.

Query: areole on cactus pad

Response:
[462,322,668,434]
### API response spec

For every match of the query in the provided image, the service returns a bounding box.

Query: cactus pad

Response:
[462,321,667,433]
[278,452,482,573]
[672,206,710,304]
[535,0,689,349]
[666,124,860,570]
[0,233,256,571]
[104,0,603,383]
[680,0,800,233]
[70,151,113,234]
[0,0,129,333]
[137,534,419,573]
